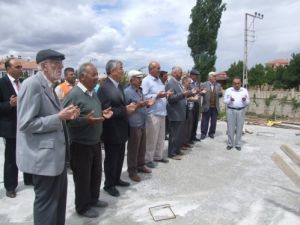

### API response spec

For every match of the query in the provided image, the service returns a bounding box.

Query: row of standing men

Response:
[0,49,249,224]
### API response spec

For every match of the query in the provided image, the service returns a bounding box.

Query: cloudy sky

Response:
[0,0,299,74]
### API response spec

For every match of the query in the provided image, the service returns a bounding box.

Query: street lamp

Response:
[242,12,264,88]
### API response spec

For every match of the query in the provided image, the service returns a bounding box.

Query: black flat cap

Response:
[36,49,65,64]
[160,70,168,76]
[190,69,200,76]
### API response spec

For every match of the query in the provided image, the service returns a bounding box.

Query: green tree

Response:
[286,53,300,90]
[226,61,243,88]
[187,0,226,81]
[248,64,265,87]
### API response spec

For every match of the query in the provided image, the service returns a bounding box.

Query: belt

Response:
[227,106,245,110]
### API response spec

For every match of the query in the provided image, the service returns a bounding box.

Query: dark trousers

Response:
[127,127,146,175]
[201,107,218,136]
[165,116,169,137]
[70,142,102,214]
[4,138,32,191]
[104,143,125,188]
[168,121,185,157]
[191,102,200,140]
[32,168,67,225]
[184,110,194,144]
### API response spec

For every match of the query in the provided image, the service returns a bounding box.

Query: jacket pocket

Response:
[38,140,55,149]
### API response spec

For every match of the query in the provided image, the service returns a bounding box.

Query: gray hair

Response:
[171,66,182,74]
[78,62,94,79]
[106,59,122,75]
[208,71,216,78]
[37,60,49,71]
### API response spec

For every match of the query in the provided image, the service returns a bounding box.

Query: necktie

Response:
[14,79,20,91]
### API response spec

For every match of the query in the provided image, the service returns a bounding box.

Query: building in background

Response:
[0,56,38,78]
[265,59,289,70]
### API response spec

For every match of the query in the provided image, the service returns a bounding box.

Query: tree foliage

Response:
[226,52,300,90]
[187,0,226,81]
[226,60,243,88]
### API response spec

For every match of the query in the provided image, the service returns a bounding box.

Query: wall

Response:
[219,88,300,120]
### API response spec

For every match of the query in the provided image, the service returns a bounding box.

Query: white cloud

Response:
[1,0,300,74]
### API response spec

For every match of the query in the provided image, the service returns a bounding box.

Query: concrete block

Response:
[271,151,300,189]
[280,144,300,165]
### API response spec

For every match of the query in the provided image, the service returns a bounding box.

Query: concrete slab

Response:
[0,121,300,225]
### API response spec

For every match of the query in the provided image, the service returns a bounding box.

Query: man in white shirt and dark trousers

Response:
[224,77,250,151]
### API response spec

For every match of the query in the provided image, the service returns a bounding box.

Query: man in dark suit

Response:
[189,69,201,142]
[0,58,32,198]
[16,49,80,225]
[97,59,136,197]
[166,66,193,160]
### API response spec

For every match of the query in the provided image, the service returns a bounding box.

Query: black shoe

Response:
[92,200,108,208]
[236,146,241,151]
[78,208,99,218]
[192,138,201,142]
[104,186,120,197]
[6,190,16,198]
[154,158,169,163]
[146,161,158,168]
[200,135,206,140]
[208,134,214,139]
[226,146,232,150]
[176,151,184,156]
[116,180,130,187]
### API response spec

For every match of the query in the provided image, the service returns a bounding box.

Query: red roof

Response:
[0,58,37,70]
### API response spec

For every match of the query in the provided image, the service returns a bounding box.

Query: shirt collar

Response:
[149,74,159,81]
[77,82,94,96]
[108,76,119,88]
[41,72,54,88]
[7,74,17,84]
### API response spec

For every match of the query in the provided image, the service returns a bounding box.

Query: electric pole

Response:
[243,12,264,88]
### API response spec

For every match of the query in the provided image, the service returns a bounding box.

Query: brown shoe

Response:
[137,166,152,173]
[170,155,182,160]
[129,174,141,182]
[183,143,193,148]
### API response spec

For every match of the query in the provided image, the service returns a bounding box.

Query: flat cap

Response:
[128,70,144,80]
[159,70,168,76]
[190,69,200,76]
[36,49,65,64]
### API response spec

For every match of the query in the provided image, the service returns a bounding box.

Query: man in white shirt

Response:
[224,77,250,151]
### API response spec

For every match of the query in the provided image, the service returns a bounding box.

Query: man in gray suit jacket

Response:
[166,67,193,160]
[200,71,223,139]
[16,49,80,225]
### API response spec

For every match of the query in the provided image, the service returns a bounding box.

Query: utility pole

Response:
[243,12,264,88]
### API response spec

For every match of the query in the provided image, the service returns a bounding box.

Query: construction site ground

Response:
[0,121,299,225]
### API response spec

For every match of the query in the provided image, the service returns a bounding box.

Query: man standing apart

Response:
[124,70,153,182]
[200,71,223,139]
[16,49,80,225]
[141,61,170,168]
[0,58,32,198]
[63,63,113,218]
[97,60,136,197]
[55,67,76,101]
[224,77,250,151]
